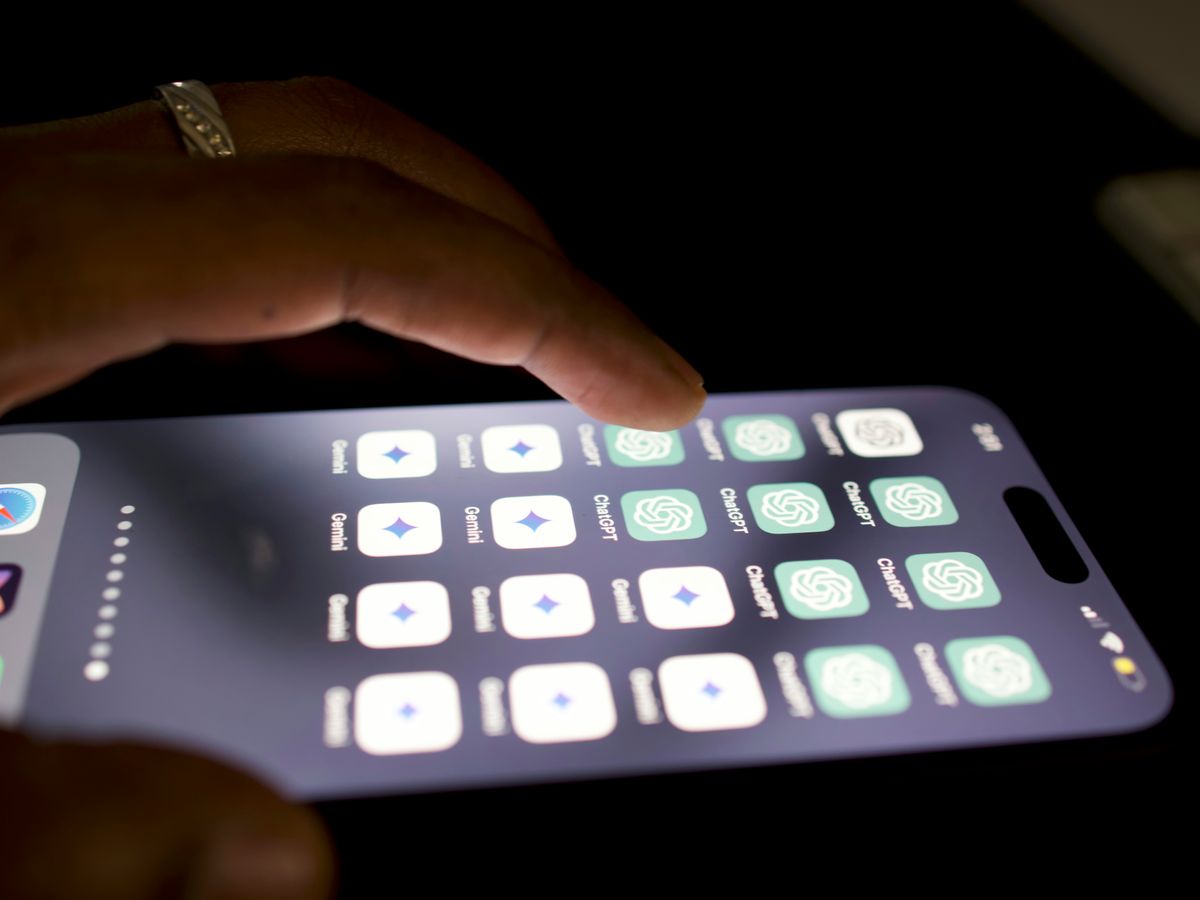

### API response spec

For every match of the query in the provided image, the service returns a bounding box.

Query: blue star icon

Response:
[509,440,535,458]
[384,517,417,540]
[552,692,572,709]
[391,603,417,623]
[534,594,560,614]
[701,681,722,699]
[383,445,410,464]
[398,702,418,719]
[673,585,700,606]
[517,510,550,532]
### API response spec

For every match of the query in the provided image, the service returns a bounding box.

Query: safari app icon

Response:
[0,484,46,536]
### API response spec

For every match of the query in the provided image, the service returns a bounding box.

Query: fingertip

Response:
[574,373,708,432]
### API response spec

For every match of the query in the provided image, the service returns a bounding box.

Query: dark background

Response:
[3,4,1195,878]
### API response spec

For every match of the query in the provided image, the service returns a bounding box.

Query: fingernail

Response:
[188,829,320,900]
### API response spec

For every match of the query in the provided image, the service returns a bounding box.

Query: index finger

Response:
[0,153,706,429]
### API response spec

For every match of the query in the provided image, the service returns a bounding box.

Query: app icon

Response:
[774,559,869,619]
[721,415,804,462]
[0,564,21,617]
[508,662,618,744]
[490,495,577,549]
[620,489,707,542]
[355,430,437,479]
[658,652,768,732]
[906,552,1001,610]
[481,424,564,473]
[835,408,924,457]
[499,573,595,639]
[354,671,463,755]
[638,565,735,630]
[356,581,452,648]
[945,636,1051,706]
[357,502,443,557]
[747,482,834,534]
[0,483,46,536]
[805,645,911,718]
[603,426,685,467]
[870,476,959,527]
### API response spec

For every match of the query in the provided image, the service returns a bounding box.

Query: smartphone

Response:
[0,386,1172,799]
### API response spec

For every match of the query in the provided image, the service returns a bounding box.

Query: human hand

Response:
[0,76,705,899]
[0,76,705,427]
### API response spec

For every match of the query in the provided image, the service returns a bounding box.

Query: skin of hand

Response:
[0,77,706,899]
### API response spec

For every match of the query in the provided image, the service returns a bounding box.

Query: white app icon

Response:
[499,573,595,639]
[638,566,735,630]
[835,408,924,457]
[509,662,618,744]
[481,424,563,473]
[356,581,452,648]
[490,495,577,550]
[356,430,438,479]
[658,653,768,732]
[357,502,443,557]
[354,671,463,755]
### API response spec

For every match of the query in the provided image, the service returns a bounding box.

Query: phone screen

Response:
[0,387,1172,799]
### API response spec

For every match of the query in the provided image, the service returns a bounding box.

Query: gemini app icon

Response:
[499,573,595,639]
[481,425,563,473]
[356,431,437,479]
[490,495,577,549]
[638,566,734,630]
[357,502,444,556]
[354,671,463,755]
[508,662,618,744]
[356,581,452,648]
[658,653,768,732]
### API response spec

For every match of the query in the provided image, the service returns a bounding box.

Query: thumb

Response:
[0,731,333,900]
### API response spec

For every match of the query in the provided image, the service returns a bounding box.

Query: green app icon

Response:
[748,482,834,534]
[774,559,868,619]
[870,476,958,527]
[805,644,911,718]
[722,415,805,462]
[620,489,707,541]
[906,551,1000,610]
[604,426,685,467]
[945,635,1051,706]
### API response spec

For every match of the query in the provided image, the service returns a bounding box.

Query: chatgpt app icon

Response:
[945,636,1051,706]
[805,645,911,718]
[906,551,1000,610]
[604,426,685,467]
[835,407,924,457]
[870,476,958,527]
[620,489,707,541]
[747,482,833,534]
[774,559,868,619]
[721,415,805,462]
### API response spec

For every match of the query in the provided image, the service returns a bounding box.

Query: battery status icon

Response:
[1112,657,1148,693]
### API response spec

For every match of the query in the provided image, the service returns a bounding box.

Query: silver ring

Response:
[154,80,236,159]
